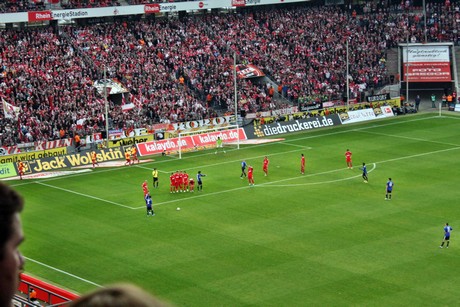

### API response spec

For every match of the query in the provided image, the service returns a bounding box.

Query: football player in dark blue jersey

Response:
[440,223,453,248]
[197,171,206,191]
[241,160,247,179]
[145,194,155,216]
[360,163,368,183]
[385,178,394,200]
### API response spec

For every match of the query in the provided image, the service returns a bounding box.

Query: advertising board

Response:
[244,115,342,138]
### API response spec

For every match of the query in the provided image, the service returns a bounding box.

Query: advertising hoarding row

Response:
[339,106,394,124]
[137,128,247,156]
[12,148,125,176]
[0,147,68,164]
[244,115,342,138]
[0,138,72,156]
[244,106,395,138]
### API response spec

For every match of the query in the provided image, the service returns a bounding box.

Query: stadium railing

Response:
[17,274,78,306]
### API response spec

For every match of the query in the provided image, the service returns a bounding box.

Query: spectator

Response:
[69,283,169,307]
[0,182,25,307]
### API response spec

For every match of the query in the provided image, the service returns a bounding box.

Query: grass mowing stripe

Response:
[24,257,102,288]
[35,182,136,209]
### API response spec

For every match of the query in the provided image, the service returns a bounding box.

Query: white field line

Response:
[35,182,136,209]
[24,256,102,288]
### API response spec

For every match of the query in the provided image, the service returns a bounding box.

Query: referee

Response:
[152,168,159,188]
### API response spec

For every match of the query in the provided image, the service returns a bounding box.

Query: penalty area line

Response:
[35,182,136,210]
[24,256,102,288]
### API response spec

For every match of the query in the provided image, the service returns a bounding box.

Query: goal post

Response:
[177,125,241,159]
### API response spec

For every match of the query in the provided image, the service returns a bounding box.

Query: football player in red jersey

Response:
[142,180,150,196]
[262,156,269,176]
[300,153,306,175]
[182,171,189,192]
[169,173,175,193]
[248,165,255,186]
[189,177,195,192]
[345,149,353,169]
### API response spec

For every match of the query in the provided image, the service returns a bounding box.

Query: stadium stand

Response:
[0,0,46,13]
[61,0,121,9]
[1,1,460,147]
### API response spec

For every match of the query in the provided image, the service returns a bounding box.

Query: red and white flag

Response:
[2,98,20,120]
[121,94,135,112]
[131,93,144,108]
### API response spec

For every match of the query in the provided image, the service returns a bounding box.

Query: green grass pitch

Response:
[10,113,460,306]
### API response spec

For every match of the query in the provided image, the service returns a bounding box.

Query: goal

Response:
[177,125,241,159]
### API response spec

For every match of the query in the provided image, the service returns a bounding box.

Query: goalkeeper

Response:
[215,136,226,154]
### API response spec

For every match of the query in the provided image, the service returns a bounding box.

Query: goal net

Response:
[176,125,241,159]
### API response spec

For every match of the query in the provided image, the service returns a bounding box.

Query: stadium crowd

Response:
[1,1,460,147]
[127,0,196,4]
[61,0,121,9]
[0,0,46,13]
[0,0,202,12]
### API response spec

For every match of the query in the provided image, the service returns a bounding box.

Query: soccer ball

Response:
[176,207,181,211]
